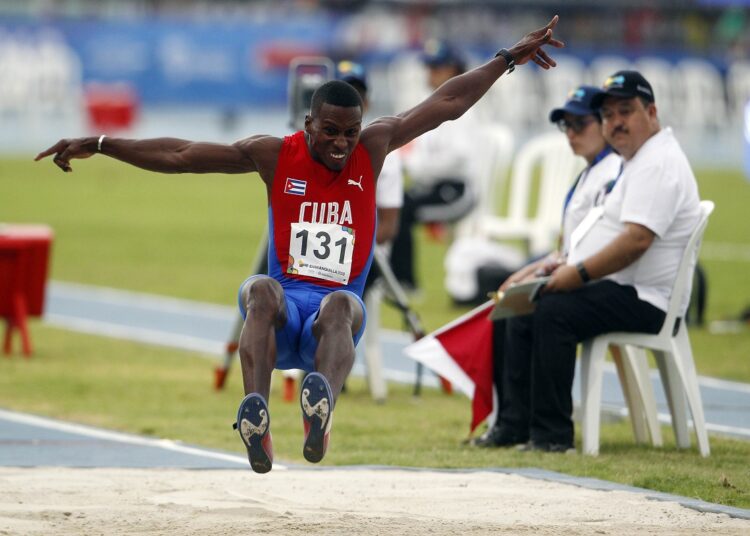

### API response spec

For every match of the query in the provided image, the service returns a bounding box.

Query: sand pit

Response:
[0,466,747,535]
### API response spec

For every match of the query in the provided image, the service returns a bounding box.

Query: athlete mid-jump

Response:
[36,17,563,473]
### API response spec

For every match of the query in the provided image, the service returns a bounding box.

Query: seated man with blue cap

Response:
[474,85,622,449]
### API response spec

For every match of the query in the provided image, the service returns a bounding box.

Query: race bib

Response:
[288,222,355,284]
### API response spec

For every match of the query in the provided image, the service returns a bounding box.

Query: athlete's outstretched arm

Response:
[35,135,272,175]
[365,16,564,155]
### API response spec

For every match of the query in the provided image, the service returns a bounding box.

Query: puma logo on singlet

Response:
[347,175,363,191]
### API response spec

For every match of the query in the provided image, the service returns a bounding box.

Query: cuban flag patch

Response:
[284,177,307,196]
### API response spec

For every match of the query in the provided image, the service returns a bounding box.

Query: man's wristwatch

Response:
[495,48,515,73]
[576,261,591,284]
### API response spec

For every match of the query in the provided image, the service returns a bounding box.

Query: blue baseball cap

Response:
[336,60,368,92]
[549,85,606,123]
[421,40,466,71]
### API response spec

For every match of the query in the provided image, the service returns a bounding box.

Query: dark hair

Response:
[310,80,363,116]
[637,96,653,109]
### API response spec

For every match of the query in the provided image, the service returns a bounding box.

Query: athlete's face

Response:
[600,96,659,160]
[305,103,363,171]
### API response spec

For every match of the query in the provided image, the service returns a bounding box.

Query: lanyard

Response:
[562,145,613,220]
[593,161,625,207]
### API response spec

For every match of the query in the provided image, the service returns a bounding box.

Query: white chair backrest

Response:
[658,200,714,338]
[387,52,430,112]
[542,55,587,120]
[455,123,515,236]
[504,132,585,254]
[633,57,676,127]
[726,60,750,117]
[674,58,726,130]
[473,123,515,218]
[587,55,632,87]
[506,132,584,220]
[477,67,544,128]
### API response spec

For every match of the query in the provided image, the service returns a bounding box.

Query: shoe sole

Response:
[236,393,272,473]
[300,372,333,463]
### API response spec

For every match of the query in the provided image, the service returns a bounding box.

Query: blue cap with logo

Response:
[336,60,368,92]
[549,85,606,123]
[421,39,466,71]
[590,70,655,109]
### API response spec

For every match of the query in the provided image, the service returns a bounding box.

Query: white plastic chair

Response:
[586,55,632,88]
[541,55,587,121]
[363,275,388,403]
[364,124,515,401]
[387,52,430,113]
[477,66,544,128]
[633,57,677,128]
[477,132,586,257]
[579,200,714,457]
[674,58,727,131]
[727,60,750,118]
[454,123,515,238]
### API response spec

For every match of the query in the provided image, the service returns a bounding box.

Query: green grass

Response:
[2,157,750,507]
[1,324,749,508]
[1,157,265,303]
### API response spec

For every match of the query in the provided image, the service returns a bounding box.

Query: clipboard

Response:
[488,276,551,321]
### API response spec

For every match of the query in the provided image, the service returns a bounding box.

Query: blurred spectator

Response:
[473,85,622,448]
[482,71,701,453]
[336,60,403,247]
[389,40,478,291]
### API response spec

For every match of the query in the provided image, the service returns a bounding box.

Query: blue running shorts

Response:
[237,275,367,372]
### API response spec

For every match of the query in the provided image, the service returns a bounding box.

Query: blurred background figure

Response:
[336,60,403,248]
[1,0,748,335]
[389,40,479,292]
[1,2,749,168]
[473,85,622,448]
[336,59,406,401]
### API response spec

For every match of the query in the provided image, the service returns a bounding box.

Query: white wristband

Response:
[97,134,106,152]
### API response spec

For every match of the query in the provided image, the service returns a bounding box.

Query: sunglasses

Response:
[556,116,597,134]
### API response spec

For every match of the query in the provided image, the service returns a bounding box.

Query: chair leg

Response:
[672,333,710,457]
[13,293,32,357]
[611,345,648,444]
[653,350,690,449]
[364,286,387,403]
[3,317,13,355]
[622,345,663,447]
[580,337,608,456]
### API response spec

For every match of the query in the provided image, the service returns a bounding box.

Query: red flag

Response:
[404,301,495,433]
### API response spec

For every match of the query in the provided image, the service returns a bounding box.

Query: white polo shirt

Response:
[376,152,404,209]
[568,127,701,313]
[561,150,622,256]
[401,109,476,188]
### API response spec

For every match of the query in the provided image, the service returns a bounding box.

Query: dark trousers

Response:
[496,280,666,446]
[390,180,468,287]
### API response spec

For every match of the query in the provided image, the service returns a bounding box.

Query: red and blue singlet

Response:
[267,131,377,298]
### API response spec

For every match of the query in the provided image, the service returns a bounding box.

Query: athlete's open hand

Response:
[508,15,564,70]
[34,137,95,172]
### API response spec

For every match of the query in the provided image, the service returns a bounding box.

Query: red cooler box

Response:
[0,225,54,356]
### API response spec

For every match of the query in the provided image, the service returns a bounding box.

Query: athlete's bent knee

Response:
[317,291,363,335]
[245,277,285,325]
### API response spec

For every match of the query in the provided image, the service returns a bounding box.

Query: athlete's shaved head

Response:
[310,80,363,117]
